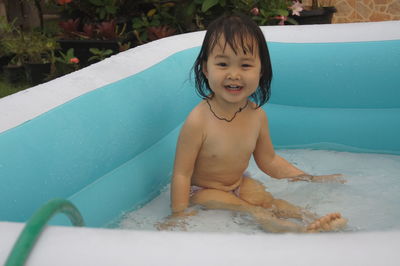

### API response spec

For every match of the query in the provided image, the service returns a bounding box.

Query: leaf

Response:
[66,48,74,58]
[106,6,117,14]
[202,0,219,12]
[147,8,157,17]
[276,9,289,17]
[88,56,97,62]
[132,18,144,29]
[141,31,148,42]
[184,2,196,17]
[101,9,106,19]
[286,17,299,25]
[103,49,113,55]
[89,0,103,7]
[89,48,100,54]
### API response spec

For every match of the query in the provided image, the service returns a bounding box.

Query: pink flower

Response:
[290,1,304,16]
[250,7,260,16]
[69,57,79,64]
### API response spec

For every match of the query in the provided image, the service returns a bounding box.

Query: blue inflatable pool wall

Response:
[0,23,399,227]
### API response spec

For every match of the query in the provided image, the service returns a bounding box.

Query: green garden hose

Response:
[5,198,84,266]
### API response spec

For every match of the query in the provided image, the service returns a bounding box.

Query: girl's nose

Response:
[227,69,241,80]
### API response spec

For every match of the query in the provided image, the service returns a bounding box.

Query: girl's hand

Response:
[155,210,198,231]
[289,174,346,184]
[170,209,198,218]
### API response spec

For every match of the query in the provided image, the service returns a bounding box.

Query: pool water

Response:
[118,149,400,233]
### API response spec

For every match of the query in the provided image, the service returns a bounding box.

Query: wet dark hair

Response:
[193,14,272,107]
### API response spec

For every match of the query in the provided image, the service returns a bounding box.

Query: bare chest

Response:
[199,119,260,163]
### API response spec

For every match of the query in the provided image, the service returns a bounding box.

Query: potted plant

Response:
[290,0,337,24]
[131,2,178,45]
[23,32,60,85]
[55,0,133,66]
[1,21,27,83]
[88,47,113,63]
[187,0,304,26]
[135,0,333,31]
[51,48,80,78]
[0,16,17,74]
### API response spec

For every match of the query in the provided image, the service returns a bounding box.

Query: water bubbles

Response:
[117,150,400,233]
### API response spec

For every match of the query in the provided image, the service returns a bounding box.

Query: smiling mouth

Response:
[225,85,243,91]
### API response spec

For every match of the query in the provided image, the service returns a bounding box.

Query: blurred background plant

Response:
[51,47,80,77]
[0,16,15,58]
[197,0,303,26]
[0,16,25,66]
[132,1,177,44]
[88,47,113,62]
[131,0,304,45]
[23,31,60,64]
[2,0,336,93]
[55,0,129,40]
[56,0,122,24]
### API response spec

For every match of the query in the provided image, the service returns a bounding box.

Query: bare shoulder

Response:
[249,102,268,124]
[180,101,208,139]
[184,101,208,127]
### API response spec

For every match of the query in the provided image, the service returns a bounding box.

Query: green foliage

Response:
[55,48,77,64]
[0,77,29,99]
[0,16,16,36]
[1,16,59,65]
[131,0,299,41]
[1,21,26,66]
[52,48,80,77]
[58,0,135,24]
[202,0,220,12]
[88,48,113,62]
[195,0,297,25]
[88,0,118,21]
[0,17,18,58]
[132,2,178,43]
[24,32,60,64]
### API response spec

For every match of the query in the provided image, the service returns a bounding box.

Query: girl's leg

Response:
[191,188,306,233]
[238,177,315,220]
[237,177,347,232]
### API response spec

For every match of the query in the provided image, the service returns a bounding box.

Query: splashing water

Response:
[117,150,400,233]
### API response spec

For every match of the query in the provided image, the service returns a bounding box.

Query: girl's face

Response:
[202,36,261,106]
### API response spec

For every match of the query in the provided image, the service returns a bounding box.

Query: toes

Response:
[322,222,331,231]
[308,224,316,230]
[321,216,330,224]
[307,213,347,233]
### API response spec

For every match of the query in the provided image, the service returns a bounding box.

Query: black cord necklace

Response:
[206,99,249,122]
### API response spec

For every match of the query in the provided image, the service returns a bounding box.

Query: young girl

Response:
[167,14,347,233]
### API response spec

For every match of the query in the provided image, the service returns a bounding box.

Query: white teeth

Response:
[226,85,241,90]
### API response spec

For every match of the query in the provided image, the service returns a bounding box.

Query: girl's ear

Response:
[202,61,208,78]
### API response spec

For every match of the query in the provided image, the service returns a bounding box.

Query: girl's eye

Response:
[216,62,227,67]
[242,64,252,68]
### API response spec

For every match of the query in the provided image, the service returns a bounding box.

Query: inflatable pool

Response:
[1,21,400,265]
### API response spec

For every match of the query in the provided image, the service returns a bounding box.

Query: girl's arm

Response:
[253,110,305,178]
[253,110,344,183]
[171,111,204,215]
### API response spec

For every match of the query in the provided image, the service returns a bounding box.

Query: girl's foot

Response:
[306,213,347,233]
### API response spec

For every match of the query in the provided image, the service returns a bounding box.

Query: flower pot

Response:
[0,55,13,74]
[54,61,77,77]
[57,39,119,67]
[2,65,26,84]
[24,63,51,85]
[293,6,337,25]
